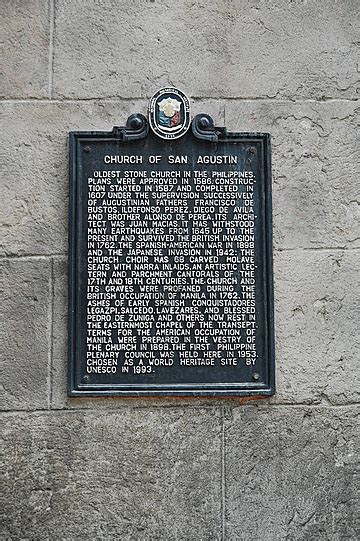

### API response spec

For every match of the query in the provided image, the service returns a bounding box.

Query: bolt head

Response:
[198,117,210,129]
[130,116,142,129]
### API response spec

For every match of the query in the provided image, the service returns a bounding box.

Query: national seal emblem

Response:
[149,87,190,139]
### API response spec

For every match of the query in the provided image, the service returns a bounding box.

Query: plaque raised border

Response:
[68,113,275,397]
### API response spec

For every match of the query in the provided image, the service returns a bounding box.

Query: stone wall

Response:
[1,1,359,539]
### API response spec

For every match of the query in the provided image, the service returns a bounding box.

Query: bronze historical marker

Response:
[68,88,275,396]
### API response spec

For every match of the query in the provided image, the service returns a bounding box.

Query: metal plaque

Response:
[68,106,275,396]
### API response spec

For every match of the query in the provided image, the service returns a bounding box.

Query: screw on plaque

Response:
[249,146,256,154]
[129,116,143,130]
[83,375,90,383]
[198,116,211,129]
[84,146,91,153]
[252,373,260,381]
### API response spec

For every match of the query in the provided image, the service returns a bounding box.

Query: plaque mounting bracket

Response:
[111,113,149,141]
[191,114,226,142]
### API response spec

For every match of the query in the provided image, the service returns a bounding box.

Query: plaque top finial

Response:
[149,87,191,140]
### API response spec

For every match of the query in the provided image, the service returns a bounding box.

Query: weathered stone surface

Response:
[0,100,224,257]
[52,0,359,100]
[51,257,67,408]
[224,405,359,540]
[273,249,360,405]
[0,258,51,410]
[0,101,142,257]
[225,101,360,250]
[1,0,50,98]
[0,408,222,539]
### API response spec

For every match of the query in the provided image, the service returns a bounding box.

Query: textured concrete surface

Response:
[0,101,146,257]
[52,0,359,100]
[225,101,360,250]
[0,259,51,411]
[1,0,50,98]
[225,405,359,540]
[1,0,359,538]
[274,249,360,405]
[1,408,222,539]
[1,406,358,539]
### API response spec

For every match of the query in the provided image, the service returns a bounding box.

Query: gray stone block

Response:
[0,408,222,539]
[225,407,359,541]
[0,100,224,257]
[224,405,359,540]
[225,101,360,250]
[273,249,360,405]
[0,100,141,256]
[1,0,50,98]
[51,257,67,408]
[0,258,51,410]
[52,0,359,100]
